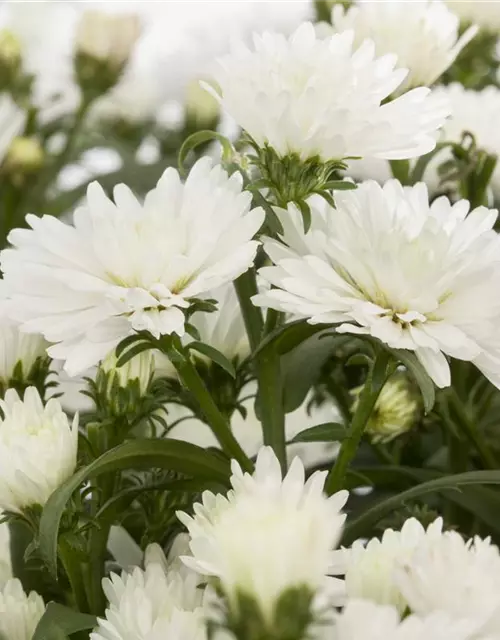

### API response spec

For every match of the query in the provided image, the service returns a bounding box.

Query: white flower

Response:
[0,319,47,388]
[0,93,26,164]
[208,22,449,163]
[327,1,476,90]
[333,599,480,640]
[0,157,264,376]
[0,387,78,513]
[427,84,500,200]
[330,517,444,613]
[177,446,348,624]
[91,543,206,640]
[445,1,500,32]
[253,181,500,389]
[0,579,45,640]
[75,10,141,70]
[0,516,11,587]
[397,530,500,635]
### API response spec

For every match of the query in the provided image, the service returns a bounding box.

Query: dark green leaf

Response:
[116,341,154,368]
[187,342,236,378]
[296,199,312,234]
[249,187,283,236]
[389,160,411,185]
[344,469,500,544]
[322,180,357,191]
[39,439,230,577]
[254,320,329,358]
[33,603,96,640]
[390,348,435,413]
[289,422,347,443]
[178,130,233,175]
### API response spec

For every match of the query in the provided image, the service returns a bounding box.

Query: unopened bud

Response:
[185,79,219,130]
[4,137,44,181]
[100,349,154,397]
[75,11,141,97]
[0,29,22,90]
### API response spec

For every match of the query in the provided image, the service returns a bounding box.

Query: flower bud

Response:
[185,79,219,131]
[0,387,78,513]
[0,579,45,640]
[0,323,49,397]
[75,11,141,97]
[353,372,421,443]
[0,29,22,90]
[4,137,44,179]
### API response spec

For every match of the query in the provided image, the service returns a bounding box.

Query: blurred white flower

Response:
[0,578,45,640]
[0,157,264,376]
[427,84,500,200]
[178,446,348,625]
[0,387,78,513]
[0,93,26,164]
[91,543,206,640]
[333,599,480,640]
[445,1,500,32]
[167,382,340,468]
[397,530,500,636]
[209,22,449,163]
[75,10,141,71]
[327,1,476,90]
[330,517,444,613]
[254,181,500,389]
[0,517,11,587]
[0,320,47,388]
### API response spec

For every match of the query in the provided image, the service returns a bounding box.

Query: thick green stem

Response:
[58,538,89,614]
[234,270,264,351]
[234,269,287,472]
[326,351,390,494]
[173,354,253,472]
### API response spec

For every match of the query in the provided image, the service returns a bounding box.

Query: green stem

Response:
[326,351,390,494]
[234,269,264,351]
[447,388,496,469]
[58,538,89,614]
[173,353,253,472]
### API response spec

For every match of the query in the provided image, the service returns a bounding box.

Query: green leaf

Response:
[289,422,347,443]
[254,320,329,357]
[322,180,357,191]
[178,130,233,175]
[343,469,500,544]
[33,603,96,640]
[389,160,411,185]
[296,199,312,234]
[116,340,154,368]
[249,187,283,236]
[390,348,436,413]
[187,342,236,378]
[39,439,230,578]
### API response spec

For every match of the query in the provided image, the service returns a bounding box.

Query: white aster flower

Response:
[0,578,45,640]
[0,93,26,164]
[330,517,444,613]
[397,530,500,635]
[445,1,500,32]
[0,157,264,376]
[253,181,500,389]
[0,319,47,389]
[327,1,476,90]
[208,22,449,163]
[91,543,206,640]
[0,516,11,587]
[333,599,480,640]
[177,446,348,625]
[0,387,78,513]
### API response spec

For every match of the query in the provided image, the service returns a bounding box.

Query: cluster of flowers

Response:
[0,0,500,639]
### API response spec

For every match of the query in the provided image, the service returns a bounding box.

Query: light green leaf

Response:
[33,603,96,640]
[289,422,347,443]
[187,342,236,378]
[178,130,233,175]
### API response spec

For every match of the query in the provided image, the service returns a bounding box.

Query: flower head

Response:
[0,387,78,513]
[330,517,444,613]
[0,516,11,587]
[0,157,264,376]
[177,446,348,629]
[0,579,45,640]
[327,1,476,90]
[254,181,500,389]
[208,22,448,164]
[91,543,206,640]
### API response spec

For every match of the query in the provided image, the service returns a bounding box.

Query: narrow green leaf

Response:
[178,130,233,175]
[116,341,154,368]
[343,470,500,544]
[33,603,96,640]
[389,159,411,185]
[254,320,330,358]
[390,348,436,413]
[322,181,357,191]
[188,341,236,378]
[39,440,230,578]
[289,422,347,443]
[296,199,312,234]
[115,332,151,359]
[249,187,283,236]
